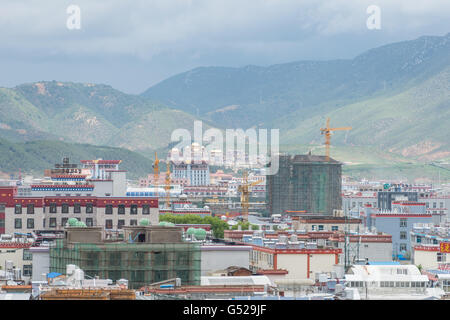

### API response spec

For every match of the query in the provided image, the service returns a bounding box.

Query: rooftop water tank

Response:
[74,268,84,281]
[14,268,21,280]
[5,260,14,270]
[66,264,76,276]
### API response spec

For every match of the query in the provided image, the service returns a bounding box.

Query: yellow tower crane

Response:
[238,171,263,222]
[320,117,352,161]
[164,161,172,209]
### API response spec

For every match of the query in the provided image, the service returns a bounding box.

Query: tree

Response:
[159,214,229,239]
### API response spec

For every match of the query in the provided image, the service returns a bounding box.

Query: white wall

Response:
[30,247,50,282]
[201,247,251,276]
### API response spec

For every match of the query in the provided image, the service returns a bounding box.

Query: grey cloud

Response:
[0,0,449,92]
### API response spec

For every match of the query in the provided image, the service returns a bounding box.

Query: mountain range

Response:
[142,33,450,162]
[0,33,449,180]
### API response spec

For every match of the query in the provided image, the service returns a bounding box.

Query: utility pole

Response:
[344,209,349,270]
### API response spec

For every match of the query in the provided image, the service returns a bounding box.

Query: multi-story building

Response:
[291,215,363,233]
[169,143,210,186]
[342,191,378,216]
[182,185,228,197]
[367,202,433,260]
[328,232,393,263]
[171,161,210,186]
[410,222,450,270]
[378,191,418,211]
[0,242,33,281]
[209,170,233,185]
[48,225,201,289]
[0,158,159,234]
[159,198,212,218]
[419,195,449,224]
[139,172,189,188]
[266,154,342,216]
[248,241,341,279]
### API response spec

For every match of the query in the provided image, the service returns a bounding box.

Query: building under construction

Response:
[49,226,201,289]
[266,154,342,216]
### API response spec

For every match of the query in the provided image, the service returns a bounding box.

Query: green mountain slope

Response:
[0,138,153,179]
[277,65,450,161]
[142,34,450,131]
[0,81,211,154]
[141,33,450,162]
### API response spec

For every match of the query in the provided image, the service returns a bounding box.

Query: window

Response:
[74,203,81,214]
[27,204,34,214]
[399,243,407,252]
[15,204,22,214]
[130,219,138,226]
[400,219,407,227]
[105,205,113,215]
[437,253,446,262]
[49,218,57,228]
[86,218,93,227]
[331,226,338,231]
[318,225,324,231]
[400,232,407,240]
[23,249,32,261]
[62,203,69,214]
[23,264,32,277]
[43,219,46,228]
[118,220,125,229]
[440,202,444,208]
[311,225,316,231]
[14,218,22,229]
[417,236,422,243]
[86,203,93,214]
[27,218,34,229]
[142,205,150,215]
[50,203,57,213]
[105,219,113,229]
[118,205,125,215]
[130,204,138,215]
[61,217,68,227]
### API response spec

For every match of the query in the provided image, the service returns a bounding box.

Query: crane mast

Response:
[320,117,352,161]
[238,171,263,222]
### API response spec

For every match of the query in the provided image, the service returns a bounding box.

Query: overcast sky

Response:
[1,0,449,93]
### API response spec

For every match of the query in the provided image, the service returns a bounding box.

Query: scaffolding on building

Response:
[49,240,201,289]
[267,155,342,216]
